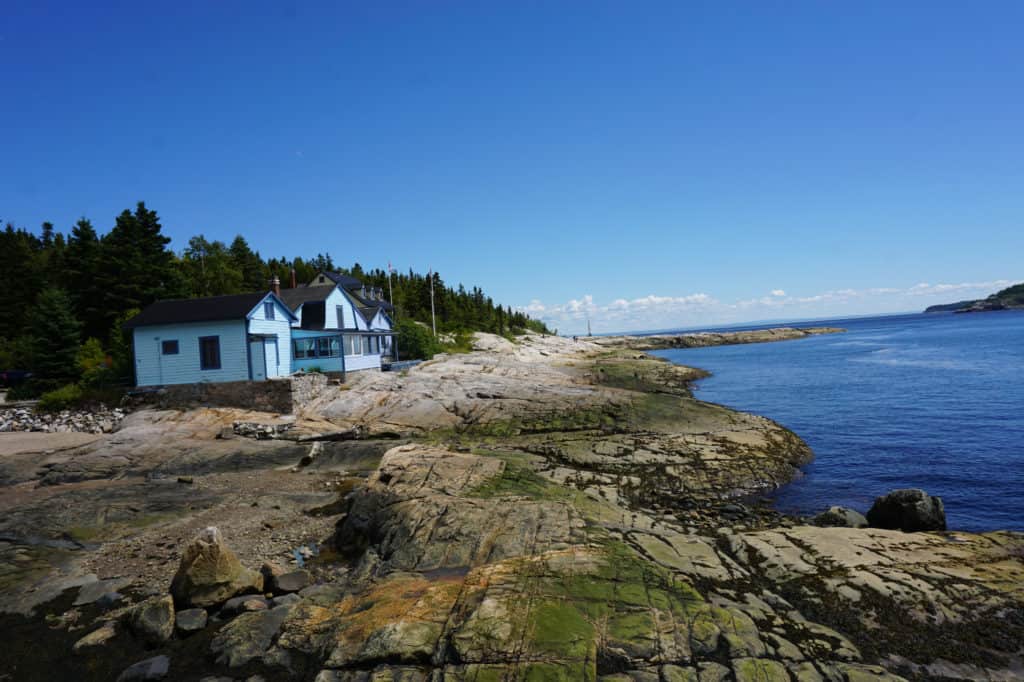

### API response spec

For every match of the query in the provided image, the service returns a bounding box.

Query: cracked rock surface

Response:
[1,332,1021,681]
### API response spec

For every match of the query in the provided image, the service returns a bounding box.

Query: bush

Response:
[38,384,84,412]
[394,318,442,361]
[439,329,474,354]
[77,337,114,387]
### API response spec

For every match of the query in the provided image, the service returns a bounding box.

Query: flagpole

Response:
[429,268,437,337]
[387,262,394,307]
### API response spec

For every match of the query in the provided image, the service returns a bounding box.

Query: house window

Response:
[336,305,345,329]
[199,336,221,370]
[344,335,360,356]
[293,338,315,359]
[317,337,333,358]
[264,301,275,320]
[161,340,179,355]
[294,337,341,359]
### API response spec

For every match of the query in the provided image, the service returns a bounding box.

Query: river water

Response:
[652,311,1024,531]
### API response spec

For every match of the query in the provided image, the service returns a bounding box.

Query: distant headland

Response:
[924,282,1024,313]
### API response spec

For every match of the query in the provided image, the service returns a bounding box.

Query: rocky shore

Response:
[591,326,845,351]
[0,405,127,434]
[1,332,1021,681]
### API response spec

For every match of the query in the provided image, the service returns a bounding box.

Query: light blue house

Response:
[125,290,297,386]
[125,272,396,387]
[279,272,394,374]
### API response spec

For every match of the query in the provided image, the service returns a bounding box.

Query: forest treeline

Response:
[0,201,550,397]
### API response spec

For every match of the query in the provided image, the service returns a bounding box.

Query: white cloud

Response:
[517,279,1015,335]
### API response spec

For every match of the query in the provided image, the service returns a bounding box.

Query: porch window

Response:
[295,337,341,359]
[293,338,316,359]
[199,336,221,370]
[344,335,360,356]
[264,301,275,320]
[317,337,341,358]
[161,340,179,355]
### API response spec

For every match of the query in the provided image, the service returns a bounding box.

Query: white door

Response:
[265,338,279,378]
[249,340,267,381]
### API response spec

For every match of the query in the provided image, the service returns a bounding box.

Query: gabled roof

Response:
[277,287,332,311]
[347,287,395,312]
[123,292,295,329]
[314,272,363,289]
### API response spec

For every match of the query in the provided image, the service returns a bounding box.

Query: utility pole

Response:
[429,267,437,337]
[388,262,398,360]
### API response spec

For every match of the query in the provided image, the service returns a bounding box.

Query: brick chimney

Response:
[270,276,280,297]
[290,268,297,289]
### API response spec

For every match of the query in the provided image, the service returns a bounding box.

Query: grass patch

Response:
[468,452,569,501]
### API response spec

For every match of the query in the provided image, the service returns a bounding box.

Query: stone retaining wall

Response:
[128,373,330,414]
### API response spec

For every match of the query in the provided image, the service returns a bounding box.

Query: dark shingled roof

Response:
[348,289,394,312]
[123,292,271,329]
[315,272,363,289]
[277,287,332,311]
[307,272,395,313]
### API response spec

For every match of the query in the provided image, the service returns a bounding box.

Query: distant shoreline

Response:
[588,326,845,351]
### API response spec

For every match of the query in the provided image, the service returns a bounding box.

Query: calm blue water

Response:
[653,311,1024,532]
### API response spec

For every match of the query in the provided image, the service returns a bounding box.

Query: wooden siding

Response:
[133,320,249,386]
[323,287,350,329]
[247,297,294,377]
[337,289,370,330]
[344,352,382,372]
[369,310,392,331]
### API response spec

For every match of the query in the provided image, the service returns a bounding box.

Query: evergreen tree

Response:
[28,287,82,385]
[97,202,183,330]
[0,223,46,338]
[64,218,105,339]
[108,308,138,382]
[229,236,268,291]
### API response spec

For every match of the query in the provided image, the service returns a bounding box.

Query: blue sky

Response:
[2,1,1022,334]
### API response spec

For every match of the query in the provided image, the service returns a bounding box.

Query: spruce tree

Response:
[64,218,105,339]
[97,202,183,330]
[29,287,82,385]
[0,224,46,338]
[229,236,268,291]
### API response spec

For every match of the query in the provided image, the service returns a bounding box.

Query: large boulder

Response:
[866,489,946,532]
[170,527,263,607]
[175,608,208,635]
[127,595,175,644]
[813,506,868,528]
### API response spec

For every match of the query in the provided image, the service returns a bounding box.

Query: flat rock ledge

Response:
[1,332,1021,682]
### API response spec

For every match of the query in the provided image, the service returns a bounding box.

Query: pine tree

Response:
[0,224,46,338]
[29,287,82,385]
[64,218,105,339]
[97,202,183,330]
[229,236,268,291]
